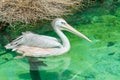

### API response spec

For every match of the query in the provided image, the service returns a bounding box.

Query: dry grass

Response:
[0,0,82,23]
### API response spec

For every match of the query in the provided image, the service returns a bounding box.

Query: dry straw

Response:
[0,0,82,23]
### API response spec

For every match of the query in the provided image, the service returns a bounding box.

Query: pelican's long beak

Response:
[64,24,92,42]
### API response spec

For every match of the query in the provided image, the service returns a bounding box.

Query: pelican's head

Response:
[52,18,67,29]
[52,18,92,42]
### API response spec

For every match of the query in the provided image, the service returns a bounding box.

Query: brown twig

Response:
[0,0,82,23]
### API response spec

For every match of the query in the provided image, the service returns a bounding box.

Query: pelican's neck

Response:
[54,27,70,51]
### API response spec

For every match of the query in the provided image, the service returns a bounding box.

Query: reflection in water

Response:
[26,57,71,80]
[29,68,41,80]
[28,57,45,80]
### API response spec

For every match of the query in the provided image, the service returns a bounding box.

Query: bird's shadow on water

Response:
[18,57,73,80]
[19,69,73,80]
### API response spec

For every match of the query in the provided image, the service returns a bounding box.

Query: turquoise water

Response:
[1,1,120,80]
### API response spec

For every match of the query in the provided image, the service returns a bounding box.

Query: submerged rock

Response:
[107,42,115,47]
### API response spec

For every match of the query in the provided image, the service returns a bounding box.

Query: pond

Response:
[0,1,120,80]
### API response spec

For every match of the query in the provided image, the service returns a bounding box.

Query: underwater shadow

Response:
[19,69,73,80]
[18,57,74,80]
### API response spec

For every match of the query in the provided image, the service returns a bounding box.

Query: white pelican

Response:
[5,18,91,57]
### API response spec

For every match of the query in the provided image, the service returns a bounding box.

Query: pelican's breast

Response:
[16,45,63,57]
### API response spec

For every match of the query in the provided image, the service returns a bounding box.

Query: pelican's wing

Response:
[5,31,62,50]
[5,35,24,50]
[22,31,60,42]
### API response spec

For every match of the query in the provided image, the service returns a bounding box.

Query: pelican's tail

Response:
[5,36,24,51]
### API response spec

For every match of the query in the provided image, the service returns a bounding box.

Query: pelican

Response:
[5,18,91,57]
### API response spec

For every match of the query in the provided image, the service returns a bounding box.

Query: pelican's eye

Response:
[61,22,66,25]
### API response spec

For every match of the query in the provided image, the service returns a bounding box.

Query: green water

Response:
[1,1,120,80]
